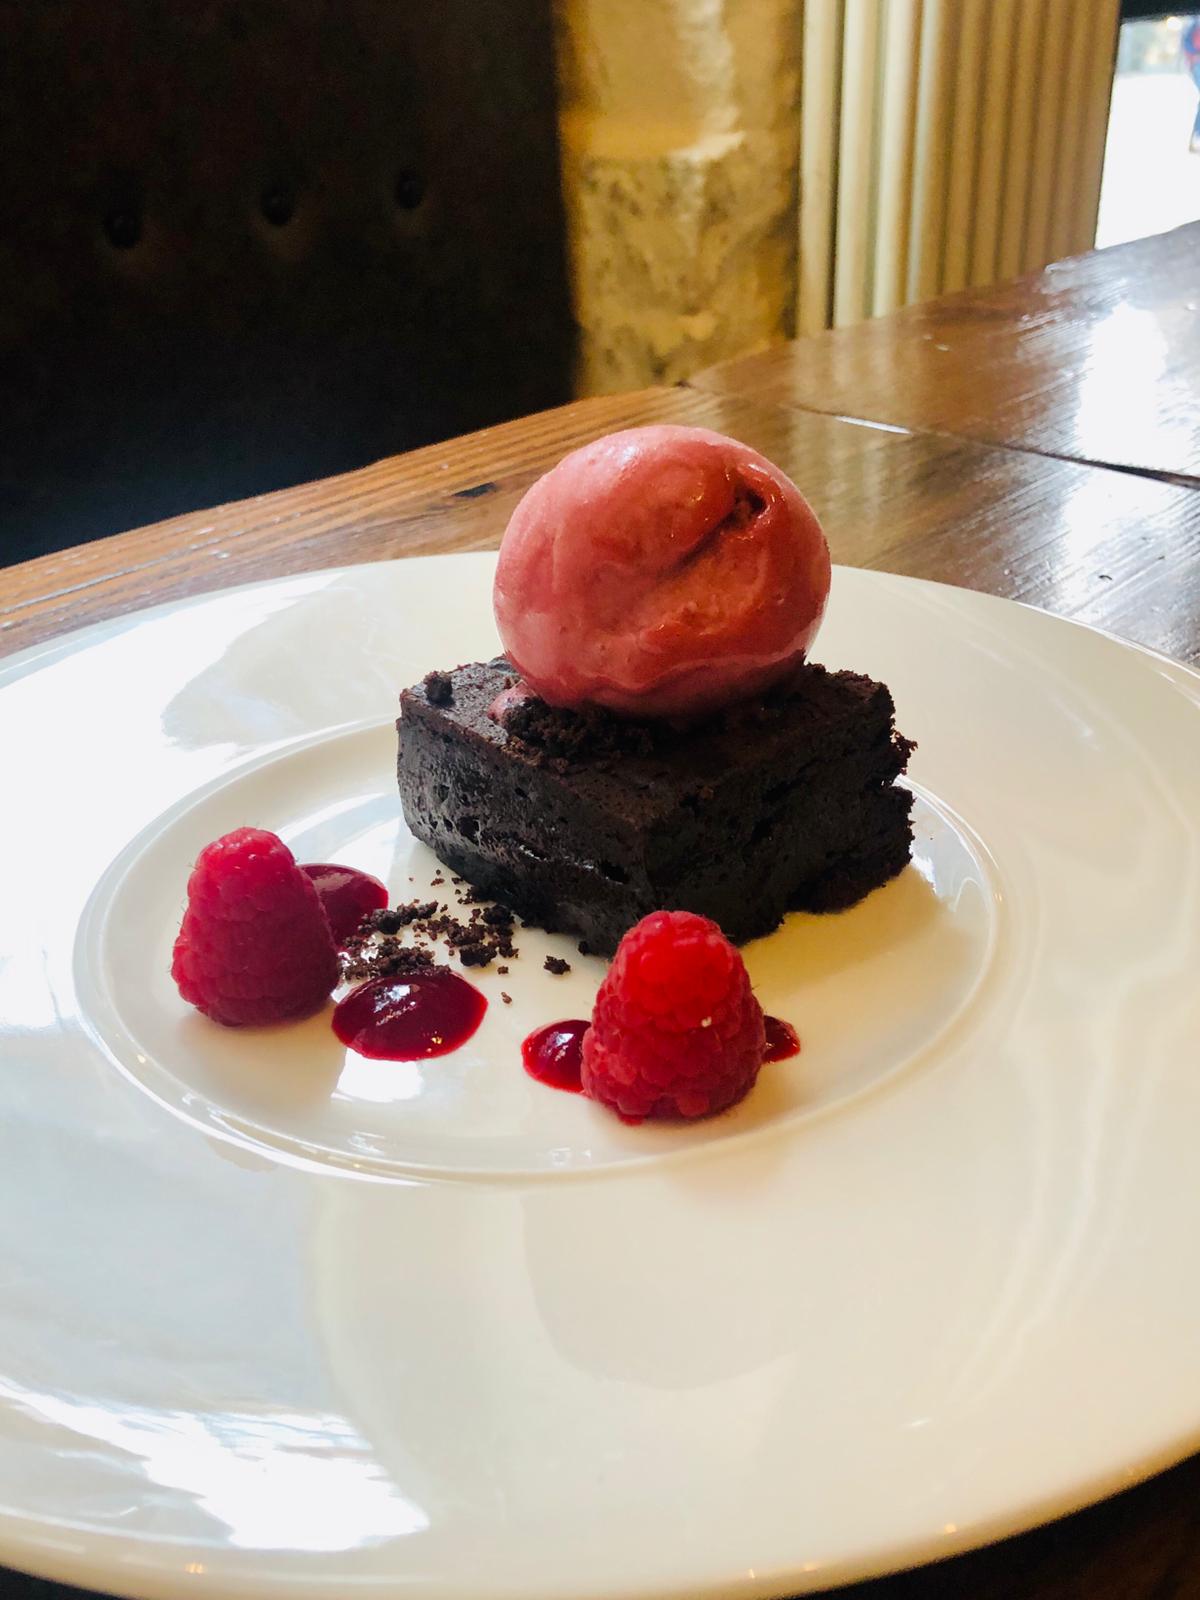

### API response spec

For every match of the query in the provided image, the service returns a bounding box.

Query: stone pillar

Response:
[555,0,802,394]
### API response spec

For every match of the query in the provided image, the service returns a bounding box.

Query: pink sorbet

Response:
[492,425,831,718]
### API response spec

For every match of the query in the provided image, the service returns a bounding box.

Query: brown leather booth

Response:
[0,0,574,564]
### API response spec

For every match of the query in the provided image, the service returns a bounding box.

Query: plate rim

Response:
[2,553,1199,1600]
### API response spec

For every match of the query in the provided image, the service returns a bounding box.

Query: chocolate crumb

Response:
[458,942,495,968]
[372,900,437,931]
[496,964,509,975]
[423,670,454,706]
[500,992,512,1004]
[430,875,445,887]
[577,940,592,956]
[340,941,435,983]
[482,903,514,926]
[396,898,522,968]
[544,956,571,976]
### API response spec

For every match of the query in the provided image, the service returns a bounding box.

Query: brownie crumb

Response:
[340,939,435,983]
[458,942,495,968]
[423,670,454,706]
[430,875,445,887]
[372,900,437,932]
[577,940,592,956]
[414,901,516,965]
[496,964,509,975]
[346,889,523,978]
[544,956,571,975]
[500,992,512,1004]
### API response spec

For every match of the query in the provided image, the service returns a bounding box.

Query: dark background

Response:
[0,3,573,1591]
[0,0,574,566]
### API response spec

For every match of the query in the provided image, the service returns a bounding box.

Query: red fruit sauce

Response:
[301,863,389,945]
[521,1013,801,1096]
[763,1015,801,1062]
[522,1019,589,1093]
[332,969,487,1060]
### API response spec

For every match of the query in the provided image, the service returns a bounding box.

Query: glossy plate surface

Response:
[1,556,1198,1600]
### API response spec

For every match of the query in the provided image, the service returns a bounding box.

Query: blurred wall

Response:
[556,0,1120,393]
[0,0,573,562]
[555,0,801,394]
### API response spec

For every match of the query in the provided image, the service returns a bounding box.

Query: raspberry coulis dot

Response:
[522,1019,589,1092]
[763,1016,801,1062]
[300,862,389,945]
[332,969,487,1060]
[523,1010,800,1105]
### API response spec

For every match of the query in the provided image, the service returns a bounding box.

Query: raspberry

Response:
[171,828,340,1027]
[581,910,766,1120]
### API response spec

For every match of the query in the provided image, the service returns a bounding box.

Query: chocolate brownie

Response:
[397,659,915,957]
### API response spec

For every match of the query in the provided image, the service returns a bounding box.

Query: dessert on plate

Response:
[170,426,903,1123]
[397,425,915,957]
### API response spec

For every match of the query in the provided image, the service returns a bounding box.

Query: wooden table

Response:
[5,382,1200,668]
[4,318,1200,1599]
[690,222,1200,485]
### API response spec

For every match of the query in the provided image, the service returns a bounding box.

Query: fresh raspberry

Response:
[581,910,766,1120]
[171,828,340,1027]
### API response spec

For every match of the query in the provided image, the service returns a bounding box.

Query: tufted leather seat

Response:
[0,0,573,564]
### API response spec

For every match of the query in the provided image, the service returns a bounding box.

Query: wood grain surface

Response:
[5,386,1200,667]
[689,222,1200,483]
[3,380,1200,1600]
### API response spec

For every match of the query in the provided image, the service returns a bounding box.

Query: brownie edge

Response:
[397,660,915,956]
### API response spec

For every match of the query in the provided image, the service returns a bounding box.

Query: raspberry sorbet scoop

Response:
[493,425,831,719]
[581,910,767,1120]
[172,828,340,1027]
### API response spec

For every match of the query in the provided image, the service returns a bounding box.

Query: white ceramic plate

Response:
[1,555,1199,1600]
